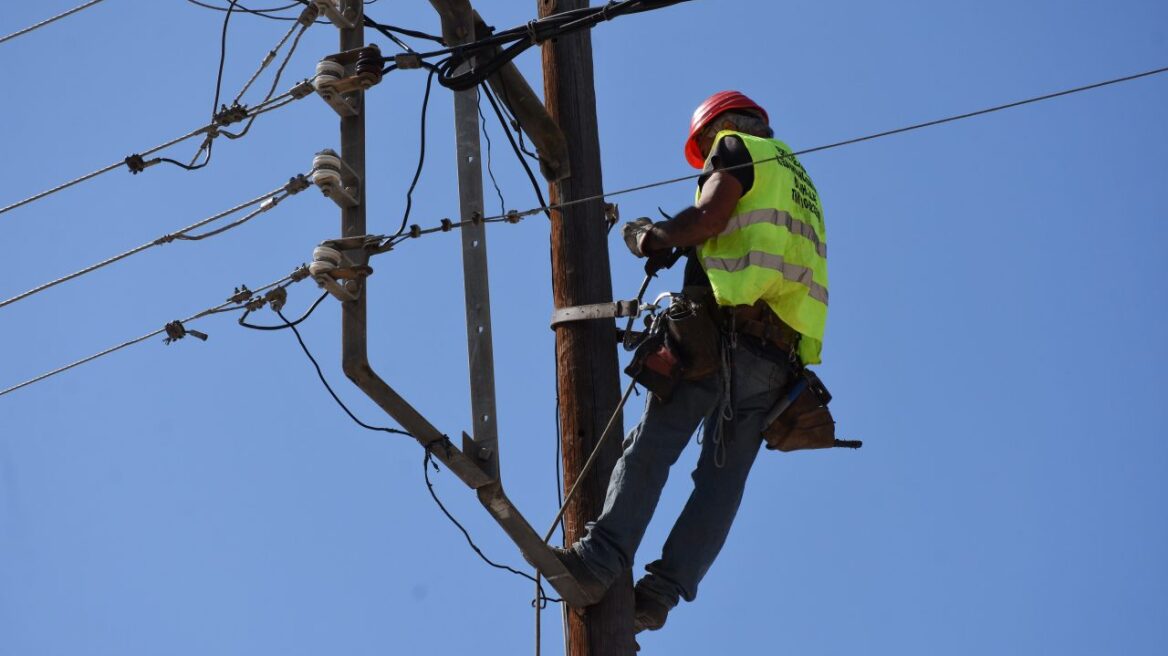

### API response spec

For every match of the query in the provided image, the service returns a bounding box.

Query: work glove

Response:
[621,218,655,258]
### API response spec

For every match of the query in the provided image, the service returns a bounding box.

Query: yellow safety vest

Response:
[697,130,828,364]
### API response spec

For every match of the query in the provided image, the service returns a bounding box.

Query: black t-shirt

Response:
[685,135,755,287]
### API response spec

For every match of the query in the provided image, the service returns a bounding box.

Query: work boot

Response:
[632,583,671,633]
[551,546,609,607]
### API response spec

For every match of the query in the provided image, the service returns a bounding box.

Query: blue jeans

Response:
[573,339,792,608]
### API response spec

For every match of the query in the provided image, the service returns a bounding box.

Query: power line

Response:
[0,267,310,398]
[0,83,311,218]
[0,175,308,312]
[0,0,109,45]
[383,63,1168,235]
[0,127,204,217]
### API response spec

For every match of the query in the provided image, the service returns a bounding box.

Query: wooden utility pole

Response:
[540,1,636,654]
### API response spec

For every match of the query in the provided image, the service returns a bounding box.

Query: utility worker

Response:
[553,91,829,633]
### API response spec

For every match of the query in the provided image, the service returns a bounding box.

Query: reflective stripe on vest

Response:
[703,251,829,305]
[696,130,829,364]
[719,208,827,258]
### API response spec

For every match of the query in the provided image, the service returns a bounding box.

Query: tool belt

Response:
[722,300,801,359]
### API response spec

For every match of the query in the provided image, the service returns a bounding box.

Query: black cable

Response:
[477,90,507,218]
[420,1,692,91]
[479,84,552,220]
[495,82,541,162]
[422,448,560,606]
[240,291,327,330]
[187,0,300,15]
[393,67,436,238]
[211,1,238,123]
[277,308,412,437]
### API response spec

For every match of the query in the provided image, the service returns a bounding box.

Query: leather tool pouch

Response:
[665,286,722,381]
[624,330,682,402]
[762,369,839,452]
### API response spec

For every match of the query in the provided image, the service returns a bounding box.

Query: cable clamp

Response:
[289,264,311,283]
[163,320,208,345]
[290,78,316,99]
[228,285,254,305]
[393,53,423,70]
[550,300,642,329]
[604,203,620,229]
[214,102,250,127]
[297,3,320,26]
[284,173,311,195]
[311,149,361,208]
[265,286,288,313]
[440,218,454,232]
[504,210,521,224]
[124,153,160,175]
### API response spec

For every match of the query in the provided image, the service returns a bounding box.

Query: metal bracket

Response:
[312,149,361,208]
[312,0,357,28]
[550,299,641,329]
[309,236,375,302]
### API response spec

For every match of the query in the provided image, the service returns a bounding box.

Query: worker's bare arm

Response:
[644,171,743,251]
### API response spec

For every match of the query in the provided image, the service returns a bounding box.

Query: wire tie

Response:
[440,218,453,232]
[153,234,177,246]
[228,285,254,305]
[409,224,422,238]
[163,320,208,345]
[505,210,521,224]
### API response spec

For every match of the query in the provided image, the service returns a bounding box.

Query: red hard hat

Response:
[684,91,769,168]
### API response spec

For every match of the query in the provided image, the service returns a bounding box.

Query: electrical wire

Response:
[0,81,311,219]
[0,177,306,311]
[478,84,551,219]
[416,0,693,91]
[422,448,560,606]
[374,63,1168,240]
[477,90,507,218]
[279,0,442,46]
[275,308,413,437]
[0,268,308,398]
[0,127,205,217]
[392,67,437,238]
[0,0,109,45]
[239,291,327,330]
[223,22,311,140]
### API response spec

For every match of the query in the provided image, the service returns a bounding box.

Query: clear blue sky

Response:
[2,1,1166,654]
